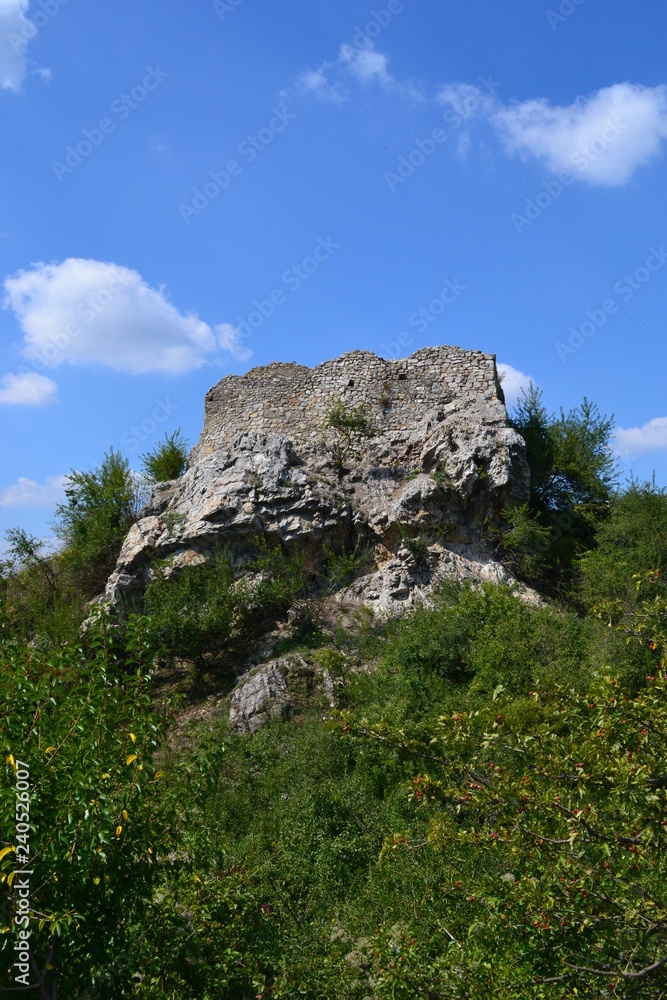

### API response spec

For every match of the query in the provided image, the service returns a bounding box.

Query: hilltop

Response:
[3,346,667,999]
[104,346,529,618]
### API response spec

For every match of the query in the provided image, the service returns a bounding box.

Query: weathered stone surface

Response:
[343,541,511,616]
[103,346,530,614]
[228,662,291,733]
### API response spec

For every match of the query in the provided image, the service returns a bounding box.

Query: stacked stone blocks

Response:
[194,345,503,458]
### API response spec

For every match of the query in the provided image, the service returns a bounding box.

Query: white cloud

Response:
[437,82,496,120]
[296,60,667,186]
[297,42,421,105]
[339,44,393,88]
[0,473,67,508]
[497,363,535,408]
[215,322,252,362]
[0,0,50,92]
[492,83,667,186]
[0,371,58,405]
[297,67,347,105]
[3,258,251,375]
[614,417,667,457]
[0,0,31,91]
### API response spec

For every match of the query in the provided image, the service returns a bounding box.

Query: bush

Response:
[489,503,551,582]
[53,448,143,597]
[579,478,667,610]
[381,583,595,695]
[143,544,308,669]
[0,609,176,999]
[320,400,376,474]
[380,585,475,682]
[141,429,189,484]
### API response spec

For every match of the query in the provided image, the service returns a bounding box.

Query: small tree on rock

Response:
[53,448,143,597]
[140,429,189,484]
[320,400,376,476]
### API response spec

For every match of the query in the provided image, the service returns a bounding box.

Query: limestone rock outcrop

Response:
[103,346,530,615]
[228,662,291,734]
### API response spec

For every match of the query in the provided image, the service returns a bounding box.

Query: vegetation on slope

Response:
[1,393,667,998]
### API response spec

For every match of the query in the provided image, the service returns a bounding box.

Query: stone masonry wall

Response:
[193,345,505,459]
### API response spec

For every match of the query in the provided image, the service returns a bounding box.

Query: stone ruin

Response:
[104,344,530,615]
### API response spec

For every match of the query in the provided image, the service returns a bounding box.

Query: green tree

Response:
[508,386,618,591]
[3,531,57,602]
[0,530,83,648]
[512,385,618,513]
[3,529,58,616]
[53,449,142,596]
[579,478,667,611]
[0,609,176,999]
[140,429,189,484]
[143,543,307,670]
[320,401,377,476]
[332,575,667,997]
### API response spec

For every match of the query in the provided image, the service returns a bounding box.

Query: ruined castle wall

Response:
[194,346,504,458]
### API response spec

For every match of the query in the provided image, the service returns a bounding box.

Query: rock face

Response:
[104,346,530,615]
[227,655,335,733]
[228,662,291,734]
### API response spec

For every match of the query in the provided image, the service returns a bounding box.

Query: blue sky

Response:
[1,0,667,541]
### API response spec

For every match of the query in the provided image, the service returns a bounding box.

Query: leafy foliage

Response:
[53,449,144,596]
[333,577,667,996]
[320,400,377,474]
[579,478,667,610]
[0,608,176,998]
[140,429,189,484]
[509,385,618,591]
[379,583,594,694]
[143,543,308,669]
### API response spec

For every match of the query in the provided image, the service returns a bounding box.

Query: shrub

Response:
[380,584,477,682]
[488,503,551,583]
[579,478,667,610]
[140,429,189,484]
[0,609,176,999]
[320,400,376,475]
[143,544,307,669]
[381,583,594,694]
[397,530,430,562]
[324,542,372,589]
[53,448,143,597]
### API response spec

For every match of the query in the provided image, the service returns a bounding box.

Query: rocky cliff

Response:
[104,346,530,615]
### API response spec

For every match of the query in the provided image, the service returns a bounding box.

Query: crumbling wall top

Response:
[193,345,505,458]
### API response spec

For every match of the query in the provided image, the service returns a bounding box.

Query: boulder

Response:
[228,662,291,733]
